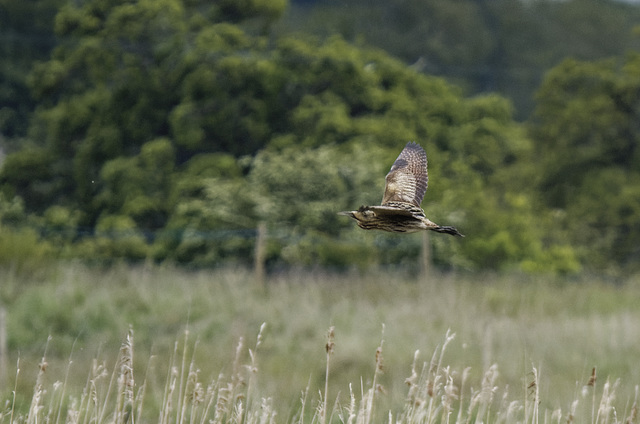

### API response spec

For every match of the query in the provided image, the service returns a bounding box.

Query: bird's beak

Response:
[337,211,355,217]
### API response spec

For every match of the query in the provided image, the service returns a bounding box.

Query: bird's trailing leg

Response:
[431,225,464,237]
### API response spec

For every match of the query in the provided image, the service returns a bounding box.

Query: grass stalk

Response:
[4,325,640,424]
[589,367,597,424]
[524,365,539,424]
[27,336,51,424]
[322,327,335,424]
[9,357,19,424]
[177,329,190,424]
[245,322,266,420]
[4,266,640,424]
[365,324,385,424]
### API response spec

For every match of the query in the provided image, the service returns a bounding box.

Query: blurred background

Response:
[1,0,640,277]
[3,2,640,420]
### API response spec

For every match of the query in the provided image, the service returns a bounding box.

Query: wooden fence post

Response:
[0,306,6,389]
[421,230,431,280]
[254,222,266,286]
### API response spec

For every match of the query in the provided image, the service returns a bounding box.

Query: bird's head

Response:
[338,207,375,222]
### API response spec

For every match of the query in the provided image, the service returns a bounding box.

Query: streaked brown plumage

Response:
[338,142,464,236]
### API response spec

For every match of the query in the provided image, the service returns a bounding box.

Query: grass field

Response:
[1,263,639,423]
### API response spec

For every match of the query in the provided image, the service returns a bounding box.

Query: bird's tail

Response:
[431,226,465,237]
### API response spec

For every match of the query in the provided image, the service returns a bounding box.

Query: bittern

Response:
[338,142,464,237]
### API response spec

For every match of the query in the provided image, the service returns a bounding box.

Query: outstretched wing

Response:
[381,142,428,207]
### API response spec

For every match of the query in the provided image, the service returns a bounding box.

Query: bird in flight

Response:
[338,142,464,236]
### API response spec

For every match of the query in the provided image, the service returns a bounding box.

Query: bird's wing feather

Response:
[381,142,428,207]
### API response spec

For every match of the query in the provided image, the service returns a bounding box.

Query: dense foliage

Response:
[283,0,640,119]
[532,54,640,274]
[0,0,638,275]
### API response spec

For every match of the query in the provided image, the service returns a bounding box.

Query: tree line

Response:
[282,0,640,119]
[0,0,638,276]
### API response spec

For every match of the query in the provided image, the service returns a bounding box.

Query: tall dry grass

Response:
[2,324,638,424]
[1,264,640,423]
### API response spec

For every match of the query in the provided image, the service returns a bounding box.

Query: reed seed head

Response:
[325,327,335,355]
[587,367,597,387]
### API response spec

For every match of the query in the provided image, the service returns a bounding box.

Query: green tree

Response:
[3,0,281,219]
[0,0,575,272]
[0,0,65,140]
[96,138,175,231]
[280,0,640,118]
[532,54,640,274]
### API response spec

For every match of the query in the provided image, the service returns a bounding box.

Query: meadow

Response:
[1,263,639,423]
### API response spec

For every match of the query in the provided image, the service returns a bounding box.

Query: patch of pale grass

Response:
[2,324,638,424]
[3,264,640,423]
